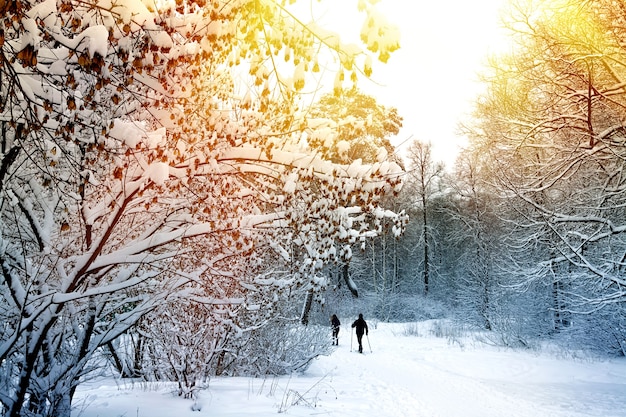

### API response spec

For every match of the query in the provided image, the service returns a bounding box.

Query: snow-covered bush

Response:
[556,305,626,357]
[219,318,332,377]
[113,282,336,394]
[400,322,422,337]
[429,319,470,345]
[378,293,450,322]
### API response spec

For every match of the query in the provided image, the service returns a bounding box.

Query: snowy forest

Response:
[1,0,625,416]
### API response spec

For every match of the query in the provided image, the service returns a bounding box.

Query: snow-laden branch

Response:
[51,271,160,304]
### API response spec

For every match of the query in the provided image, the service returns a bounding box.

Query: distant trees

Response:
[336,138,449,321]
[0,1,404,415]
[445,152,504,331]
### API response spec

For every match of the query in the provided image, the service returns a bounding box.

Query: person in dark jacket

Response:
[351,313,369,353]
[330,314,341,346]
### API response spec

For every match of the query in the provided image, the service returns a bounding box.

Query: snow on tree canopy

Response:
[0,1,404,415]
[109,120,149,148]
[146,162,170,186]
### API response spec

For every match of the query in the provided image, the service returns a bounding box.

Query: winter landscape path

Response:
[73,321,626,417]
[298,321,626,417]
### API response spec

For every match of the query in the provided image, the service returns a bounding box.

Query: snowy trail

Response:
[72,320,626,417]
[303,321,626,417]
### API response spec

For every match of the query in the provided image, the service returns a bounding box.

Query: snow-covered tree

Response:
[444,152,503,330]
[304,88,405,311]
[308,87,402,165]
[466,0,626,353]
[0,1,404,415]
[404,140,443,295]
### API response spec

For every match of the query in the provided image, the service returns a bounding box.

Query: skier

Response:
[351,313,369,353]
[330,314,341,346]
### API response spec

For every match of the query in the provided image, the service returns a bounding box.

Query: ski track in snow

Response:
[72,321,626,417]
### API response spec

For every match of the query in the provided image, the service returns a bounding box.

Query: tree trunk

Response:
[343,263,358,298]
[422,202,429,295]
[552,279,570,330]
[481,275,492,331]
[300,290,314,325]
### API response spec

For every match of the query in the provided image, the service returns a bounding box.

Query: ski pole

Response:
[366,334,372,353]
[350,329,353,352]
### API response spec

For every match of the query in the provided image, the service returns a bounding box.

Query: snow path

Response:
[72,321,626,417]
[302,321,626,417]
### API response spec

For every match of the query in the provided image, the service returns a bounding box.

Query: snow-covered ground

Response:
[72,320,626,417]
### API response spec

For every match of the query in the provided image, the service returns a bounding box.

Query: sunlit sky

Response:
[303,0,513,166]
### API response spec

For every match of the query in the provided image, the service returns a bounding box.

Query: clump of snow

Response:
[376,146,388,162]
[283,173,299,194]
[108,120,147,148]
[346,158,363,177]
[293,62,306,89]
[146,127,167,149]
[78,26,110,58]
[110,0,155,28]
[27,0,57,25]
[146,162,170,186]
[153,31,174,49]
[336,139,350,157]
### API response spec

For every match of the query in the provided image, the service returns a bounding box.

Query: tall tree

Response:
[466,0,626,352]
[447,152,503,330]
[405,140,443,295]
[0,1,403,416]
[306,87,406,311]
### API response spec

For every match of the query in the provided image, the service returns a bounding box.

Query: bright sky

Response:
[308,0,513,166]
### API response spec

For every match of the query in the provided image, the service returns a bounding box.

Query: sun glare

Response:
[295,0,513,166]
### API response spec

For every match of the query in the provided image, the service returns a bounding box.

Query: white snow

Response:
[146,161,170,186]
[72,321,626,417]
[26,0,57,24]
[108,119,147,148]
[283,173,298,194]
[76,26,110,58]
